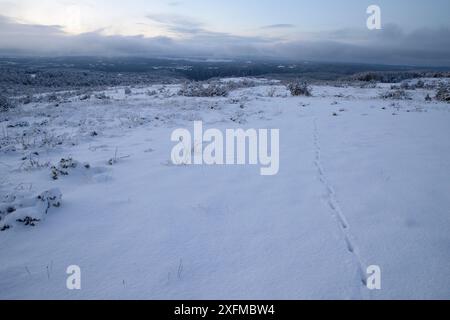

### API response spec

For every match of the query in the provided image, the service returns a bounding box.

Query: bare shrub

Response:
[20,154,50,171]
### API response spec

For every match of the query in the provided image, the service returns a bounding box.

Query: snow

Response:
[0,79,449,299]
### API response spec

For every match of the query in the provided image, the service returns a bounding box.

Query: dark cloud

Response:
[0,15,449,66]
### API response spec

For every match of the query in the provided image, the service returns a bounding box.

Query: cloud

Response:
[146,13,203,34]
[167,1,183,6]
[261,24,296,29]
[0,15,449,67]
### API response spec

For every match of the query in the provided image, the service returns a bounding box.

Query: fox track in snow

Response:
[313,118,370,298]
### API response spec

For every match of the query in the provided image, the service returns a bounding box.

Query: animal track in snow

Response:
[313,118,369,296]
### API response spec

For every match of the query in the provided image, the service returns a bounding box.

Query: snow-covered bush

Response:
[380,89,412,100]
[267,87,277,97]
[287,81,312,97]
[95,92,110,100]
[416,80,425,89]
[436,84,450,102]
[391,80,426,91]
[0,94,14,112]
[230,111,247,124]
[47,93,59,103]
[222,79,259,91]
[179,82,229,97]
[360,81,377,89]
[400,81,413,90]
[0,188,62,231]
[352,71,423,83]
[79,94,90,101]
[146,90,158,96]
[7,121,29,128]
[22,95,33,105]
[37,188,62,212]
[391,79,433,91]
[51,157,90,180]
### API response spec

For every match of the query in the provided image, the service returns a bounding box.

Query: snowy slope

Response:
[0,80,449,299]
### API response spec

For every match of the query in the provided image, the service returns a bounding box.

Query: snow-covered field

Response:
[1,79,449,299]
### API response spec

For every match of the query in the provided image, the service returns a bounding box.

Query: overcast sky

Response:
[0,0,449,66]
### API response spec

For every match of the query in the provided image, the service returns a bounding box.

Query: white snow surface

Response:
[0,79,449,299]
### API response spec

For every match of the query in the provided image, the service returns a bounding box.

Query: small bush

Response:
[50,157,89,180]
[400,81,412,90]
[47,93,59,103]
[267,87,277,97]
[436,84,450,102]
[392,79,427,90]
[361,81,377,89]
[287,81,312,97]
[95,92,110,100]
[179,82,229,97]
[0,188,62,231]
[0,95,14,112]
[416,80,425,89]
[222,79,258,91]
[22,95,33,105]
[380,89,412,100]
